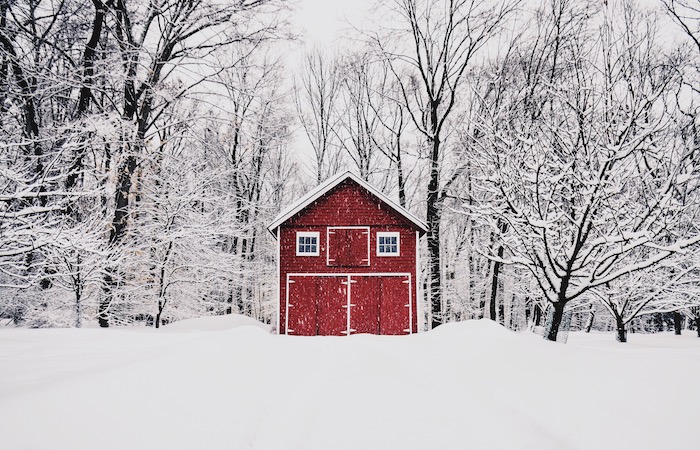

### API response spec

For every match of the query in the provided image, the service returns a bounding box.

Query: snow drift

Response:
[0,317,698,450]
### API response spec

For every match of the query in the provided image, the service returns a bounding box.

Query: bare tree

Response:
[592,261,698,342]
[463,0,588,323]
[294,48,343,184]
[0,0,112,302]
[371,0,519,328]
[200,43,293,320]
[363,56,414,206]
[331,52,386,182]
[98,0,287,326]
[471,1,700,341]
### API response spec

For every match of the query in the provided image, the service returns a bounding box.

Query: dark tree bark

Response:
[615,315,627,343]
[533,302,542,327]
[99,153,137,327]
[585,306,595,333]
[673,311,683,335]
[395,146,406,207]
[488,219,508,321]
[427,167,442,328]
[75,0,106,118]
[545,301,565,341]
[155,299,166,329]
[154,241,174,329]
[488,257,501,321]
[66,0,107,195]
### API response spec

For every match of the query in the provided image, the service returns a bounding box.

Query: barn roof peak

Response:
[267,171,427,236]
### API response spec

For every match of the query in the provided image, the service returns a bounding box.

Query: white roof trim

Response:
[267,171,428,237]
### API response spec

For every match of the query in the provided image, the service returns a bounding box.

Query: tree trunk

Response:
[585,304,595,333]
[74,254,82,328]
[75,288,82,328]
[673,311,682,335]
[545,302,565,341]
[615,316,627,343]
[524,300,531,326]
[488,257,500,321]
[226,290,234,315]
[696,317,700,338]
[427,215,442,329]
[155,299,164,329]
[396,145,406,207]
[154,242,173,328]
[235,284,245,314]
[427,119,442,329]
[99,153,138,327]
[99,271,114,328]
[533,303,542,327]
[235,228,250,315]
[67,0,106,188]
[488,219,508,321]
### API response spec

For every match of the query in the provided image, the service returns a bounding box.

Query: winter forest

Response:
[2,0,700,342]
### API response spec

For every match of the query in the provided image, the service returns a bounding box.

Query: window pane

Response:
[378,233,399,255]
[297,233,318,255]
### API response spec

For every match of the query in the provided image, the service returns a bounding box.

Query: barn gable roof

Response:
[267,171,428,236]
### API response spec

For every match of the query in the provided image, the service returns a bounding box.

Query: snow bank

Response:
[1,320,698,450]
[163,314,273,332]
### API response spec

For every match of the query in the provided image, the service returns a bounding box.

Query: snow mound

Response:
[2,320,699,450]
[427,318,518,338]
[163,314,272,333]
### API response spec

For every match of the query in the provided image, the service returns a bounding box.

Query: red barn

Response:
[268,172,428,336]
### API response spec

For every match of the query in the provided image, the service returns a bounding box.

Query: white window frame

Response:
[296,231,320,256]
[376,232,400,256]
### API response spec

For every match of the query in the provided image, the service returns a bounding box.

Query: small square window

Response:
[377,232,400,256]
[296,232,319,256]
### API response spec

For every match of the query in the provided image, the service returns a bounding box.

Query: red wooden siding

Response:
[280,227,416,274]
[285,180,416,229]
[351,277,380,334]
[328,227,370,267]
[317,277,347,335]
[379,276,411,335]
[286,276,316,336]
[286,274,411,336]
[277,177,421,335]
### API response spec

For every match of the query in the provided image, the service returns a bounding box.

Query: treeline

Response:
[0,0,293,327]
[1,0,699,341]
[293,0,700,341]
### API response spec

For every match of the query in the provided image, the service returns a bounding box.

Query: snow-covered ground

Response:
[1,318,698,450]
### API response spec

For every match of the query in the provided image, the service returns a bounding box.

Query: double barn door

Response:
[286,274,411,336]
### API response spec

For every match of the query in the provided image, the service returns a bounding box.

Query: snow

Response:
[162,314,273,332]
[676,172,693,184]
[1,318,699,450]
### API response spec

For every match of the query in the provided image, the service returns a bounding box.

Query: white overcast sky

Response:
[293,0,376,47]
[286,0,378,181]
[292,0,682,47]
